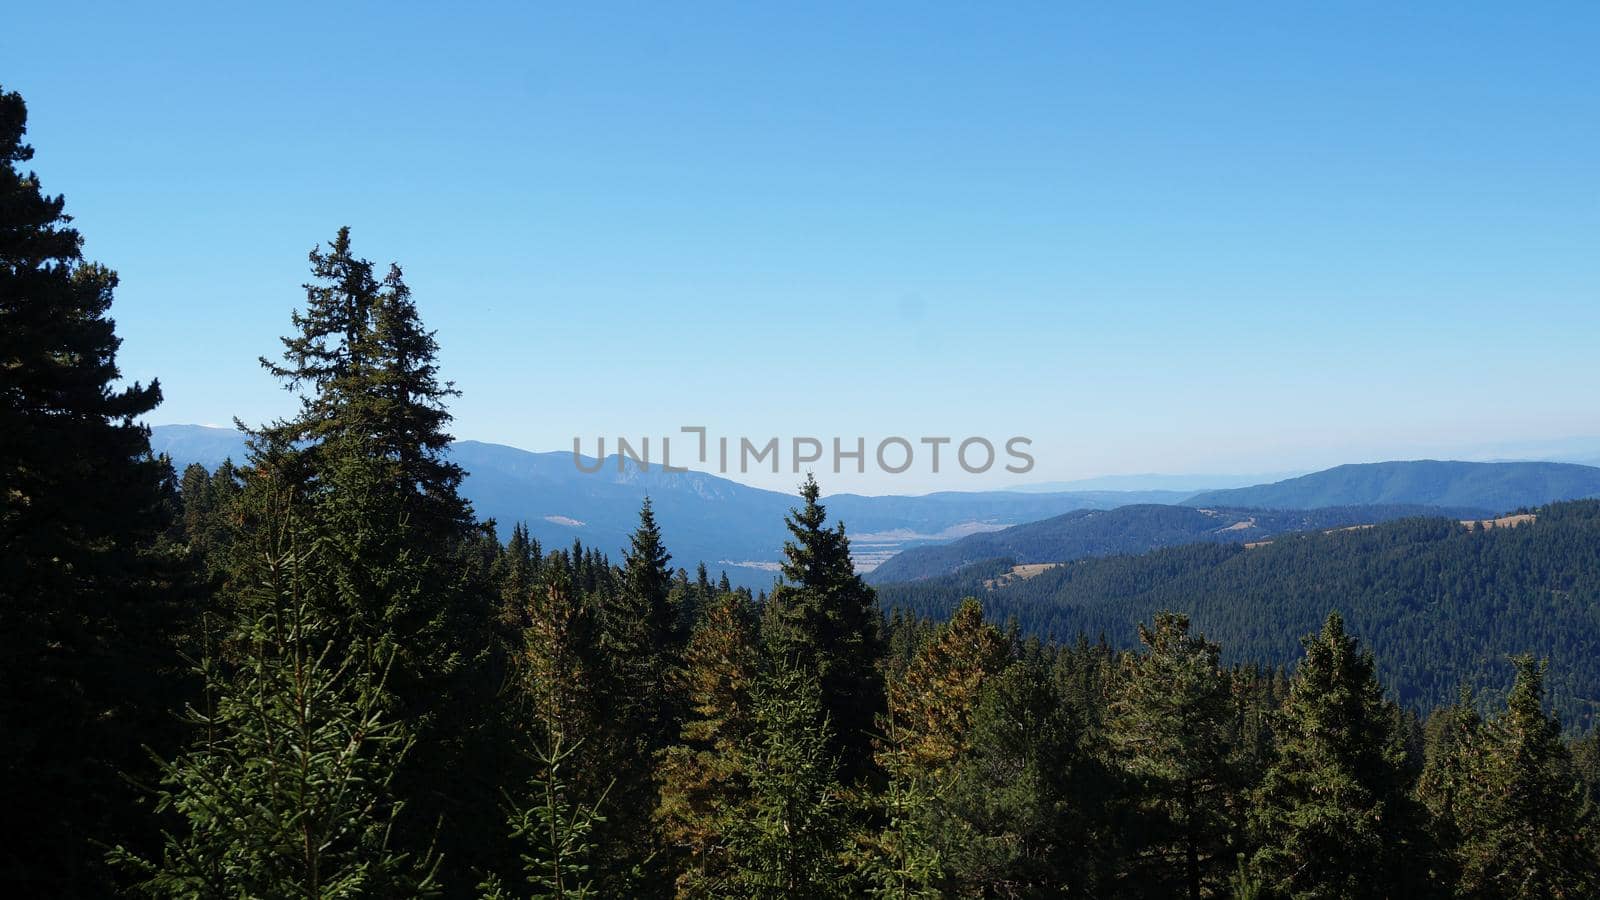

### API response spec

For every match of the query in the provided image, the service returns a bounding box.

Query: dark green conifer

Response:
[0,84,184,893]
[1249,612,1427,899]
[1105,612,1244,899]
[765,475,887,784]
[656,591,762,896]
[1451,656,1598,896]
[724,659,849,898]
[111,470,437,897]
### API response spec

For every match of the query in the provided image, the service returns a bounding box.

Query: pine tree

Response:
[656,590,761,896]
[1249,612,1427,899]
[724,659,849,898]
[877,597,1009,783]
[765,475,887,784]
[603,498,677,747]
[481,734,612,900]
[254,228,500,892]
[935,660,1094,896]
[0,84,186,893]
[111,473,437,897]
[521,565,598,748]
[1451,656,1598,897]
[1416,686,1482,886]
[859,599,1009,895]
[1105,613,1244,899]
[583,499,680,893]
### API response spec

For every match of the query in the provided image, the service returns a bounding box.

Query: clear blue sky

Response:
[6,2,1597,493]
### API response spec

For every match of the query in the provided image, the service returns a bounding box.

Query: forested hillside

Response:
[1185,459,1600,510]
[879,502,1600,726]
[867,502,1487,583]
[6,84,1600,897]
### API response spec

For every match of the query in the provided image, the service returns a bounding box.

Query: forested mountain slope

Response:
[1185,459,1600,510]
[877,500,1600,726]
[867,502,1485,583]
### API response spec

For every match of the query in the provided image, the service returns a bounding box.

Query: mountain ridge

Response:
[1184,459,1600,510]
[865,502,1488,583]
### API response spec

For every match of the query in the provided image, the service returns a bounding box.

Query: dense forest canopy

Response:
[4,84,1599,897]
[877,502,1600,728]
[865,502,1493,583]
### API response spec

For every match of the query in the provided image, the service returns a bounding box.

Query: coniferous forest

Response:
[4,83,1600,899]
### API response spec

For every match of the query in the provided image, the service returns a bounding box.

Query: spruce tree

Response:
[0,84,185,893]
[877,597,1009,783]
[111,471,437,897]
[254,228,500,892]
[1105,613,1243,899]
[656,590,761,896]
[765,475,887,784]
[1249,612,1427,899]
[1416,686,1482,886]
[481,734,612,900]
[1452,656,1598,896]
[584,499,679,893]
[602,498,677,748]
[935,660,1093,896]
[724,659,849,898]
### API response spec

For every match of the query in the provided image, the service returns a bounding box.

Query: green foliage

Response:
[0,83,186,894]
[724,659,849,898]
[879,501,1600,727]
[14,76,1600,895]
[765,475,887,785]
[251,228,504,893]
[110,477,436,897]
[935,659,1094,897]
[1248,612,1428,899]
[1105,612,1245,898]
[482,735,612,900]
[1447,657,1599,897]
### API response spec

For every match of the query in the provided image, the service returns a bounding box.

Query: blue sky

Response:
[6,2,1597,493]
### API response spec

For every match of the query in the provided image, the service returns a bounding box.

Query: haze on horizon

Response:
[5,2,1596,494]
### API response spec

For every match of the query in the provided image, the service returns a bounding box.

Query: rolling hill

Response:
[1184,459,1600,511]
[865,502,1486,583]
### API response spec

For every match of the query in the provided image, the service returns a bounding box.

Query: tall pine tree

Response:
[1249,612,1428,899]
[765,475,886,785]
[656,590,761,897]
[111,466,438,897]
[1104,613,1244,899]
[1451,656,1598,896]
[0,84,185,893]
[252,227,500,893]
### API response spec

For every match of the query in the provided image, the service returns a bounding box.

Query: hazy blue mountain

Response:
[1009,472,1298,493]
[865,502,1485,583]
[148,424,251,469]
[1184,459,1600,511]
[150,425,1189,586]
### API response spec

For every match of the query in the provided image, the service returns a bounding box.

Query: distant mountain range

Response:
[1183,460,1600,511]
[148,425,1187,586]
[1008,472,1301,493]
[865,503,1487,583]
[149,426,1600,588]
